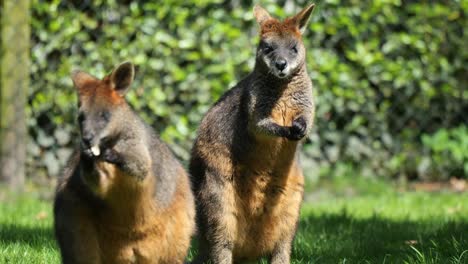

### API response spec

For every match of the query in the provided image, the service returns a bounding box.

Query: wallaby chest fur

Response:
[190,4,316,264]
[54,62,195,264]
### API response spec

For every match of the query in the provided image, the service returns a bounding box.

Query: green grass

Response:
[0,193,59,263]
[1,185,467,263]
[292,191,468,263]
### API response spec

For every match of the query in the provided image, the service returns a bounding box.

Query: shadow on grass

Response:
[0,224,56,248]
[293,212,468,263]
[0,215,466,263]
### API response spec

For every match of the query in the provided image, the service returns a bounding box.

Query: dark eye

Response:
[77,112,85,124]
[100,111,111,122]
[291,45,298,54]
[264,44,274,54]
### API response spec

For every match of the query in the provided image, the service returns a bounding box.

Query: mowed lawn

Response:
[0,185,467,264]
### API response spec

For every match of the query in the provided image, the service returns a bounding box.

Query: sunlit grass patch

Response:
[0,185,466,263]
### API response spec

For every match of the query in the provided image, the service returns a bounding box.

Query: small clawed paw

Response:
[288,117,307,140]
[82,148,94,159]
[102,148,120,164]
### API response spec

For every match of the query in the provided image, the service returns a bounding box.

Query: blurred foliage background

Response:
[27,0,467,186]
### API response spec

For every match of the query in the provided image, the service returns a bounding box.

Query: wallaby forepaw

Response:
[288,117,307,140]
[82,148,95,159]
[102,148,121,164]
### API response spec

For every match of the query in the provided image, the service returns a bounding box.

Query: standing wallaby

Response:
[190,3,315,264]
[54,62,195,264]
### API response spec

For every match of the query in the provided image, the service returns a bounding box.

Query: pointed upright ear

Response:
[110,61,134,96]
[71,70,98,92]
[253,4,273,26]
[292,3,315,33]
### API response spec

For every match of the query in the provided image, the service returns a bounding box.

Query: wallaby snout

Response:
[275,59,287,71]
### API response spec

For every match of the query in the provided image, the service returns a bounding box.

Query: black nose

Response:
[82,133,94,147]
[275,59,287,71]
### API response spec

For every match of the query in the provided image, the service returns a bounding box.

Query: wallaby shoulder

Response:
[195,77,251,150]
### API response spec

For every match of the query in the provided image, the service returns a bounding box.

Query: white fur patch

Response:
[91,145,100,156]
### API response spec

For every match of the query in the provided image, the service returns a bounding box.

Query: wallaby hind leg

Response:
[269,238,293,264]
[209,242,233,264]
[195,176,236,264]
[54,193,101,264]
[194,212,234,264]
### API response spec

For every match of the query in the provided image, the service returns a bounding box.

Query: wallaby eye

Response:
[291,45,298,54]
[263,44,274,54]
[100,111,111,122]
[77,112,85,124]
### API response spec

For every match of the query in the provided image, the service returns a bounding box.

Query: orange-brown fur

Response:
[260,18,301,38]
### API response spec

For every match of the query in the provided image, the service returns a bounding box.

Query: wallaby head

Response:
[254,3,315,79]
[71,61,135,157]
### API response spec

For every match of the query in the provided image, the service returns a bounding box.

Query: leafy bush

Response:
[28,0,467,182]
[420,126,468,179]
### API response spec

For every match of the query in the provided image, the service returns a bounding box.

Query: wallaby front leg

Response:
[102,140,151,179]
[255,116,308,141]
[255,117,291,138]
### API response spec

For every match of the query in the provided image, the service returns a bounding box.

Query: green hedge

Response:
[28,0,467,182]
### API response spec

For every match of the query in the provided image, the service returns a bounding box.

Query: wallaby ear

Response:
[71,70,97,92]
[253,4,273,26]
[292,3,315,34]
[110,61,134,96]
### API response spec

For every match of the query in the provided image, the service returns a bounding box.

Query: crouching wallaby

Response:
[190,3,316,264]
[54,62,195,264]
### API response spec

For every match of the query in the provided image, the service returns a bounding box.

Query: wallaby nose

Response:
[275,59,287,71]
[82,133,94,147]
